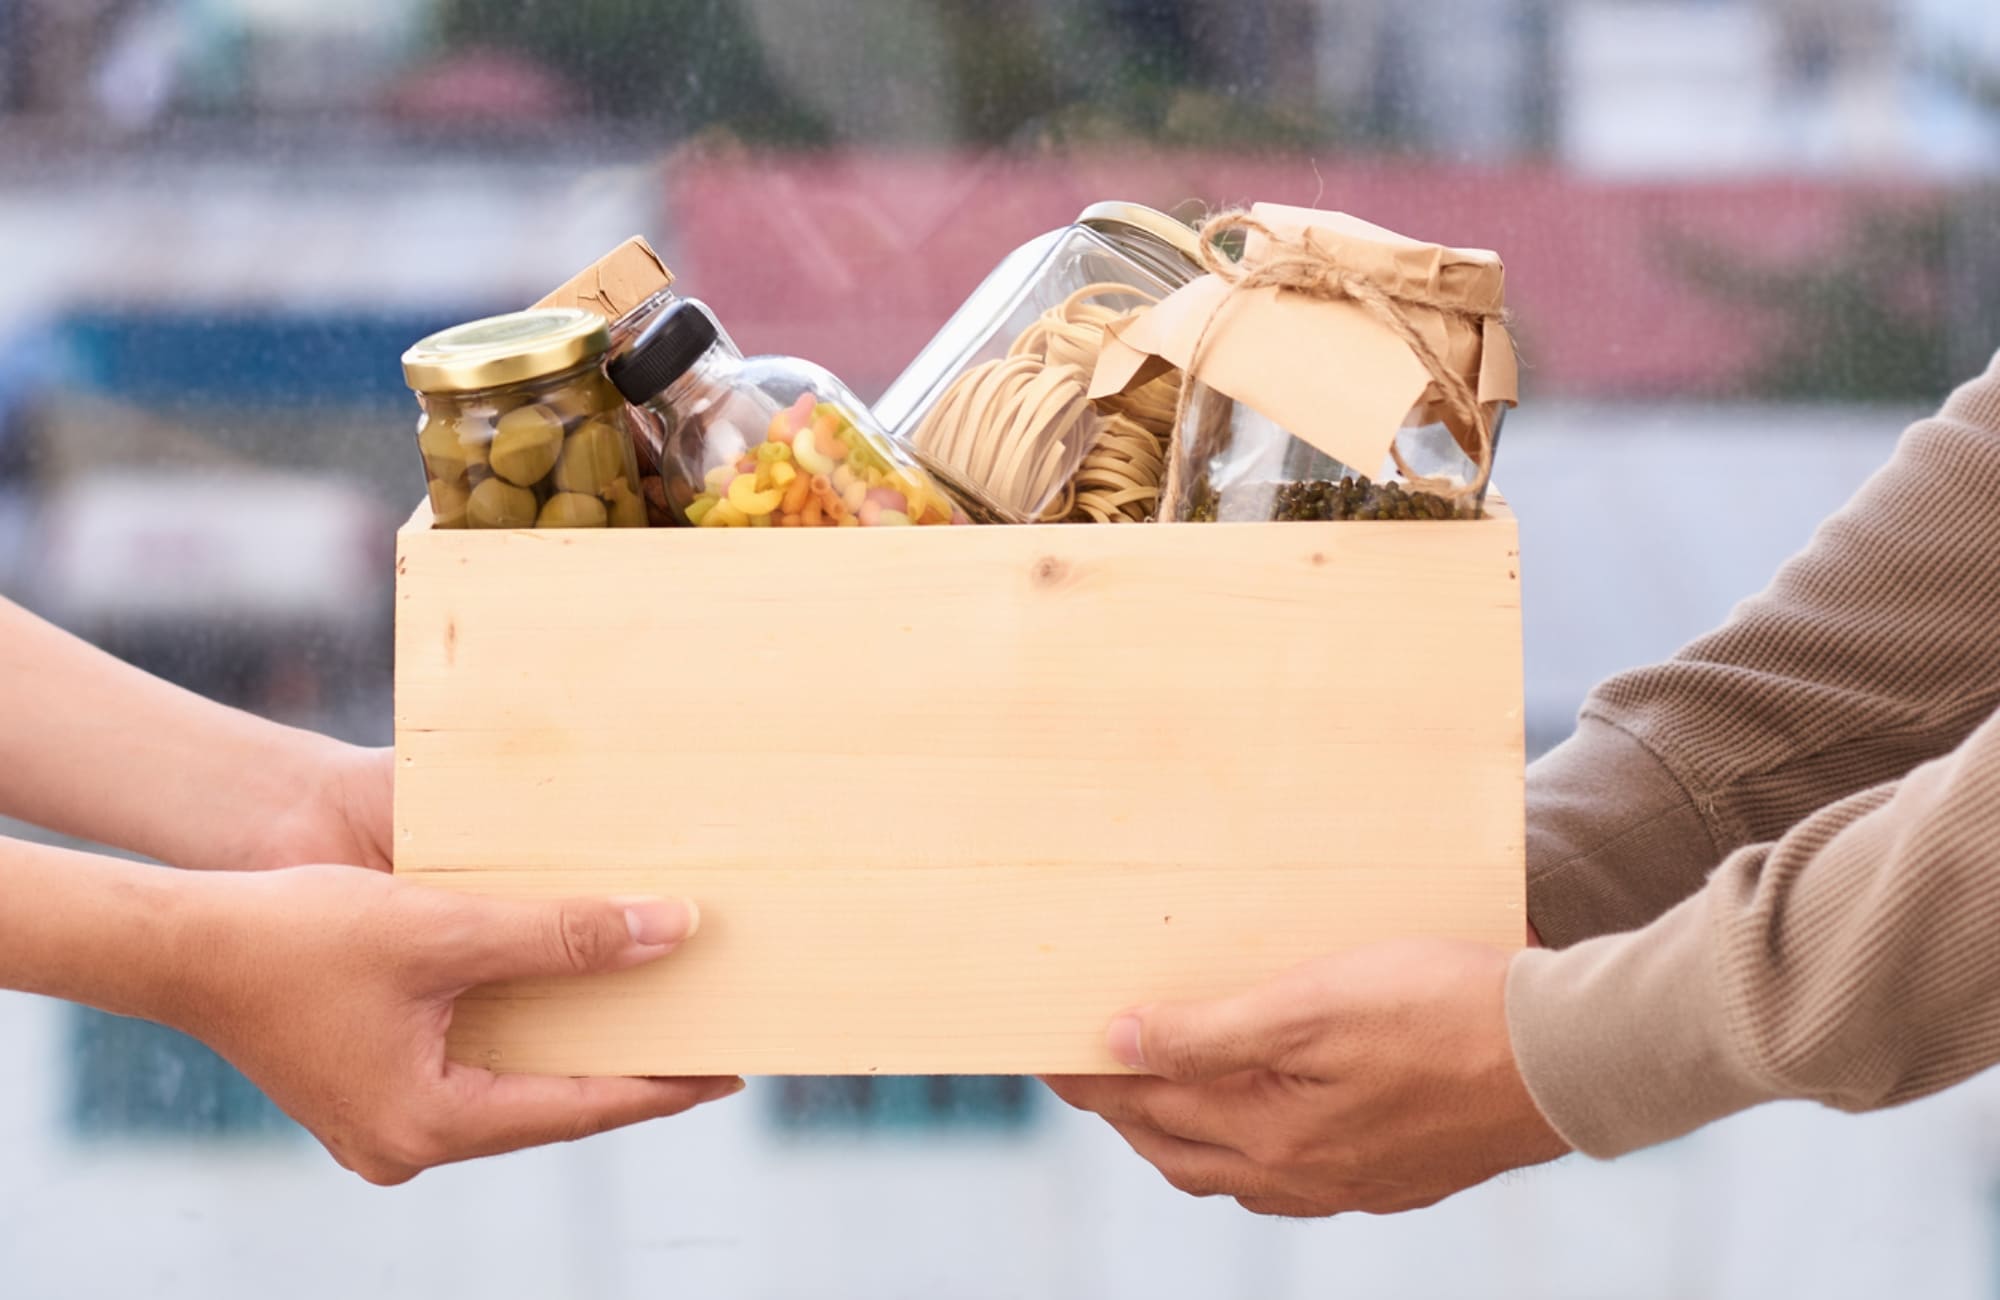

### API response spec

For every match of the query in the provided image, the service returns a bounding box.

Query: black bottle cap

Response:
[608,303,721,404]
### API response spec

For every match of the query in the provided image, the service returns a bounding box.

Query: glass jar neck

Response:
[608,288,682,347]
[421,353,609,405]
[651,344,737,415]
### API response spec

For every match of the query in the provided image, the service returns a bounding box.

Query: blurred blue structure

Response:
[57,308,497,409]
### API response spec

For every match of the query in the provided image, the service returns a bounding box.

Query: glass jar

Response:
[609,301,975,529]
[874,202,1206,524]
[1173,386,1508,523]
[402,308,648,530]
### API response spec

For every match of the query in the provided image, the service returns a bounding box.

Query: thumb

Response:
[1107,985,1297,1083]
[444,895,701,987]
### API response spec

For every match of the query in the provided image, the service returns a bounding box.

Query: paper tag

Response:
[1090,206,1518,472]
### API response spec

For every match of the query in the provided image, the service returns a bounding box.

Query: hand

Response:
[1043,940,1572,1218]
[173,865,740,1185]
[235,743,393,874]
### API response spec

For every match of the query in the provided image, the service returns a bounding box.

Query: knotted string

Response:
[1165,211,1510,513]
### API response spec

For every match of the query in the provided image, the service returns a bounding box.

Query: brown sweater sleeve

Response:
[1528,349,2000,947]
[1508,349,2000,1155]
[1509,707,2000,1157]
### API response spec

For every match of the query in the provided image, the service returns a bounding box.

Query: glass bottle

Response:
[609,295,744,526]
[609,301,974,529]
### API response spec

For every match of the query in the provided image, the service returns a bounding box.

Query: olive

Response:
[597,480,642,528]
[552,419,632,496]
[467,477,539,529]
[489,405,565,487]
[545,373,626,426]
[537,492,610,529]
[428,477,470,529]
[418,413,486,481]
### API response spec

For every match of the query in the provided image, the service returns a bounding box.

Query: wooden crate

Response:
[394,501,1525,1077]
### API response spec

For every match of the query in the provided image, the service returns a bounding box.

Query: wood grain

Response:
[395,503,1525,1075]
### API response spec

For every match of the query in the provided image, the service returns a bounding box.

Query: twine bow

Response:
[1172,210,1510,508]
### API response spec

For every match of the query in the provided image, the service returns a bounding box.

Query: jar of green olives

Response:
[402,308,649,530]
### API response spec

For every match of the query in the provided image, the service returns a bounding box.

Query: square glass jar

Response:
[876,205,1204,523]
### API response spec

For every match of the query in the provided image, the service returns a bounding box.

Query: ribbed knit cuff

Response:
[1528,717,1721,948]
[1506,891,1779,1159]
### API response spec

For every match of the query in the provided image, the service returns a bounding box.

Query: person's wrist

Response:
[146,867,280,1040]
[1499,950,1578,1164]
[310,737,384,836]
[230,734,388,873]
[183,721,326,872]
[321,740,394,871]
[1498,1050,1575,1165]
[64,857,224,1031]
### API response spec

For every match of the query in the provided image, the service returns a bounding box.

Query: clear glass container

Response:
[608,293,744,526]
[874,202,1206,524]
[402,308,650,530]
[610,301,975,529]
[1173,384,1507,523]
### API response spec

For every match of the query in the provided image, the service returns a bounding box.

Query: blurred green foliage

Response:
[1664,203,1962,401]
[1019,1,1339,149]
[434,0,828,142]
[431,0,1339,149]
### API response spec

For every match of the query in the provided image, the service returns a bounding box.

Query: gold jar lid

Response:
[402,308,612,393]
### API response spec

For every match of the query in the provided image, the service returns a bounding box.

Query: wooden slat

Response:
[395,505,1524,1076]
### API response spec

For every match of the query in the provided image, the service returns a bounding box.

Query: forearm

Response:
[0,596,351,870]
[1530,349,2000,946]
[1511,704,2000,1158]
[0,834,206,1027]
[1527,717,1719,947]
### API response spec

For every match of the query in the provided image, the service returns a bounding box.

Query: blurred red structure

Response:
[667,153,1938,397]
[388,49,575,123]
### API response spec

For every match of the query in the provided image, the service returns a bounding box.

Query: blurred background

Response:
[2,1,1999,1296]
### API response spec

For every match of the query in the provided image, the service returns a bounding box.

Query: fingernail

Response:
[616,898,700,948]
[706,1077,748,1100]
[1108,1014,1146,1071]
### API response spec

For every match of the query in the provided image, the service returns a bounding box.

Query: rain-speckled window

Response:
[3,2,1999,1297]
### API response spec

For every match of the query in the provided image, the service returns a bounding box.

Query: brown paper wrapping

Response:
[1089,205,1518,481]
[533,236,676,320]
